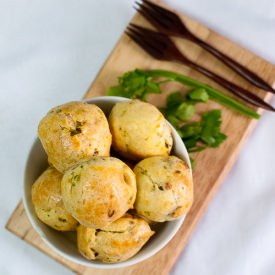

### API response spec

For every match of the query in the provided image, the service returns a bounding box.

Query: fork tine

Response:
[127,24,164,50]
[134,1,171,28]
[128,23,157,36]
[125,30,163,59]
[142,0,176,19]
[126,25,167,59]
[125,30,144,47]
[128,23,169,48]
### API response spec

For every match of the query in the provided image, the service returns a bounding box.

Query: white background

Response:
[1,0,275,274]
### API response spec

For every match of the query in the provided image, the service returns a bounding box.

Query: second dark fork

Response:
[126,24,274,111]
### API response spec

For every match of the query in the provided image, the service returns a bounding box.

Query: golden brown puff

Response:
[108,100,173,161]
[77,214,154,263]
[133,156,193,222]
[61,157,137,229]
[31,167,78,231]
[38,101,112,173]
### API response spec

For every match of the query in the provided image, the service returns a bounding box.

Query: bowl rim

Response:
[23,96,192,269]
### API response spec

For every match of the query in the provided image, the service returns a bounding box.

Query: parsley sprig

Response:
[107,69,161,100]
[162,91,227,153]
[107,69,260,119]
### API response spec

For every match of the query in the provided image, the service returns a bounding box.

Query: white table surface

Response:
[1,0,275,274]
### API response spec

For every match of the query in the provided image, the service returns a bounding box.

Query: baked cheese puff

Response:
[134,156,193,222]
[38,101,112,173]
[61,157,136,229]
[32,167,78,231]
[77,214,154,263]
[108,100,173,161]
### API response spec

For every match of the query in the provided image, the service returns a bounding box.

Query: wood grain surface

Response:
[5,1,275,274]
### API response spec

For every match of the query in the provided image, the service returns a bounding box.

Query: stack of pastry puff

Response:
[32,99,193,263]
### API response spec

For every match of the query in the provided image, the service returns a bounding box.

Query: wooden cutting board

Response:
[5,1,275,274]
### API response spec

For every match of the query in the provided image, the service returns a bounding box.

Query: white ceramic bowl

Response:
[23,96,192,269]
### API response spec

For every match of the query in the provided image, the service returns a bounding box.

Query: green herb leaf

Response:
[107,85,126,97]
[175,103,195,121]
[187,88,209,102]
[179,122,202,139]
[107,69,161,100]
[166,115,181,128]
[189,157,195,169]
[200,110,227,147]
[182,138,198,150]
[187,146,207,153]
[166,92,184,107]
[119,70,146,92]
[146,81,161,94]
[164,92,195,122]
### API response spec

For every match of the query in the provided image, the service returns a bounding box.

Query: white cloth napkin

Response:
[0,1,274,274]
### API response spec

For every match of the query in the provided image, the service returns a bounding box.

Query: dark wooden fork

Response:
[126,24,275,111]
[135,0,275,93]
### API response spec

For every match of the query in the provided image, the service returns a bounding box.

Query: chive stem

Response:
[146,69,260,119]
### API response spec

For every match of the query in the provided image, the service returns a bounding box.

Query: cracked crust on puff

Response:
[77,214,154,263]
